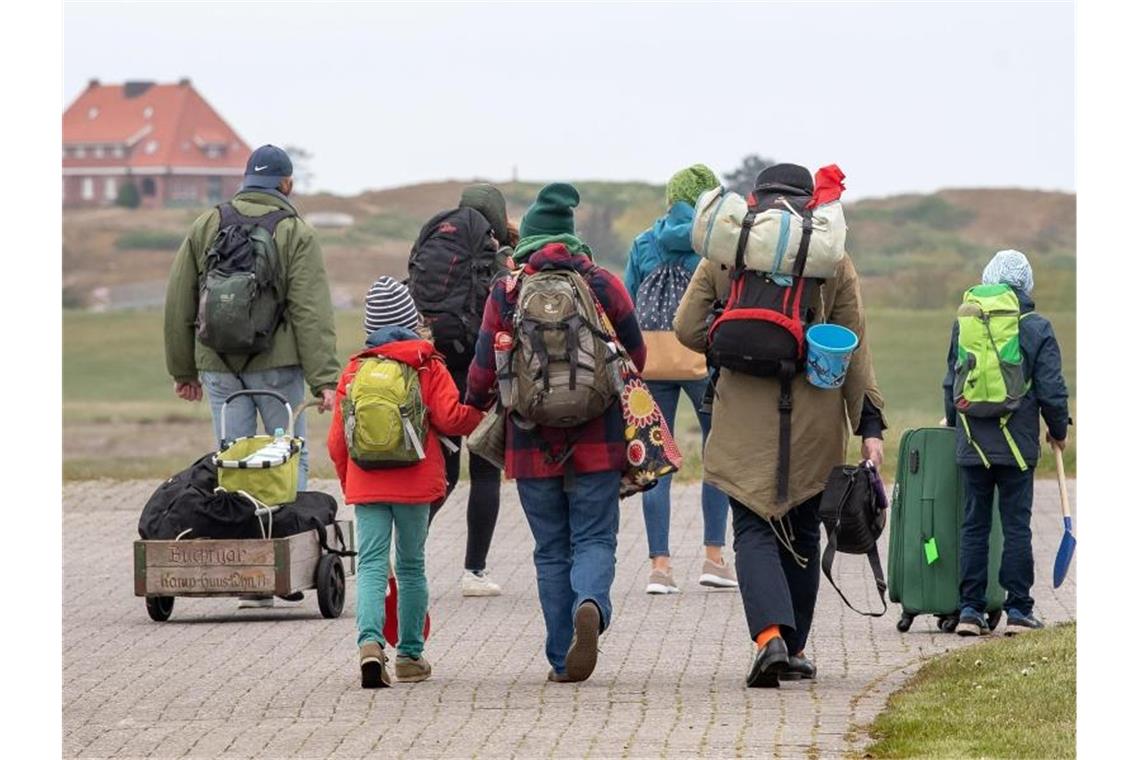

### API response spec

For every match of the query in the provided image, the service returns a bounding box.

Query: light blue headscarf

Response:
[982,249,1034,295]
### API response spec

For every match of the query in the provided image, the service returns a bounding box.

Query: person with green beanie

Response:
[623,163,736,595]
[513,182,593,262]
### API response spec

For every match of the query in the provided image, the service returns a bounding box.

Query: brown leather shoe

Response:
[547,669,573,683]
[563,602,601,682]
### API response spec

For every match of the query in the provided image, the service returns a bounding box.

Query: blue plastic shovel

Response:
[1051,442,1076,588]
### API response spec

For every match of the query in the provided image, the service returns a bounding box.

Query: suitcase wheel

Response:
[896,612,914,632]
[987,609,1003,631]
[937,615,959,633]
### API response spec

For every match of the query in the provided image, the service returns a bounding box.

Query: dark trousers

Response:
[959,464,1035,615]
[731,494,822,656]
[427,363,502,573]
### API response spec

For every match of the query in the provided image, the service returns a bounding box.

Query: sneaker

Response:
[563,601,601,682]
[1005,610,1045,636]
[395,653,432,682]
[646,568,680,595]
[955,607,990,637]
[747,636,789,688]
[360,642,391,689]
[461,570,502,597]
[779,653,816,681]
[699,558,739,589]
[547,669,573,683]
[238,596,274,609]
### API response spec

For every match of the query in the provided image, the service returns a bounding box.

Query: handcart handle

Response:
[219,390,294,442]
[293,399,322,428]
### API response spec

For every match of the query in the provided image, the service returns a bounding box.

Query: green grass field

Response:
[864,623,1076,758]
[62,308,1075,481]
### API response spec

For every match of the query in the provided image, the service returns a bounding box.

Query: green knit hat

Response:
[459,183,510,245]
[519,183,580,238]
[666,164,719,206]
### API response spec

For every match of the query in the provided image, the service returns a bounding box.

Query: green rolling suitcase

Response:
[887,427,1004,633]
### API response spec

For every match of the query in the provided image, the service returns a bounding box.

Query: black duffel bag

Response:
[138,455,341,542]
[819,461,889,617]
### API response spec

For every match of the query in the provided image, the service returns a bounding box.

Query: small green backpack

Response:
[343,356,428,469]
[952,283,1031,469]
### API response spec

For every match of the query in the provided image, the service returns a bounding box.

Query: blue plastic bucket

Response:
[805,324,859,390]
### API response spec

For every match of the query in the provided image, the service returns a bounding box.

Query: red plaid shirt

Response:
[466,244,646,480]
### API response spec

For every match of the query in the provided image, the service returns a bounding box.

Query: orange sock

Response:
[755,625,781,649]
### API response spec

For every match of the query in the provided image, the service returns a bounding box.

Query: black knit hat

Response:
[754,163,814,195]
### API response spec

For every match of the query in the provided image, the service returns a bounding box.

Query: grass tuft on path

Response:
[864,622,1075,759]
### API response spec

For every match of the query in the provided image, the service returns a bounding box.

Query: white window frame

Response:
[75,145,86,158]
[104,177,117,201]
[81,177,94,200]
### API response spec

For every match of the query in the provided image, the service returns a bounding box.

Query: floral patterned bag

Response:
[587,290,683,498]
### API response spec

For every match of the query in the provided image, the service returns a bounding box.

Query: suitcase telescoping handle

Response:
[219,389,294,443]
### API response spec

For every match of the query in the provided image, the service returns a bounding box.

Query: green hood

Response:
[512,233,593,263]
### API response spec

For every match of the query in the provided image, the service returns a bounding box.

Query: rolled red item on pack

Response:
[808,164,845,209]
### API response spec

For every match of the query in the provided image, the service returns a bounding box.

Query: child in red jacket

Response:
[328,277,483,688]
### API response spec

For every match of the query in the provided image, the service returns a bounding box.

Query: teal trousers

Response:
[355,502,430,656]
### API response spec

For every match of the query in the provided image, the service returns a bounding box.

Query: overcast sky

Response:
[62,1,1074,200]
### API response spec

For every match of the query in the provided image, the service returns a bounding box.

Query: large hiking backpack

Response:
[407,207,500,360]
[634,254,707,381]
[952,283,1031,469]
[342,356,428,469]
[511,266,618,428]
[705,192,823,503]
[195,203,293,364]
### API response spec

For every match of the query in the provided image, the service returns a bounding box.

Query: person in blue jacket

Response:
[624,164,736,595]
[942,249,1070,636]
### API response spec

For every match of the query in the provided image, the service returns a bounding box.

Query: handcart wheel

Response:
[986,609,1003,631]
[316,555,345,619]
[146,596,175,622]
[896,612,914,633]
[937,615,959,633]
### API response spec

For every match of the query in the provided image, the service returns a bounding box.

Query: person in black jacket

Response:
[942,249,1070,636]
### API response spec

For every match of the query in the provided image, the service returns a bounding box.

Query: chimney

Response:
[87,78,100,89]
[123,81,155,98]
[178,77,191,87]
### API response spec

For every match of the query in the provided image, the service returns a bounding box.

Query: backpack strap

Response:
[775,361,795,504]
[217,202,295,234]
[733,209,758,274]
[306,515,357,557]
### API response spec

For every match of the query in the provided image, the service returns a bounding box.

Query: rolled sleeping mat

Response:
[691,186,847,279]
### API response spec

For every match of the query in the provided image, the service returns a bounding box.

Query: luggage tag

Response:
[923,537,939,565]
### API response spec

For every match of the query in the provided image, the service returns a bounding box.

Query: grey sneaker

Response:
[699,558,739,589]
[461,570,502,597]
[395,653,432,682]
[955,607,990,637]
[360,642,391,688]
[646,568,679,594]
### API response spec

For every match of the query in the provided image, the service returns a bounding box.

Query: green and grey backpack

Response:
[343,356,428,469]
[195,203,292,365]
[952,283,1031,469]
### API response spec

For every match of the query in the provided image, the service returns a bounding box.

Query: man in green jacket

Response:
[164,144,339,508]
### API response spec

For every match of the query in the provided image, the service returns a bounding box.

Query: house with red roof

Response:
[62,79,250,208]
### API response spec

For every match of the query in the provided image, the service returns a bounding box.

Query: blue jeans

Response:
[959,464,1036,615]
[355,503,430,656]
[516,470,621,673]
[201,366,309,491]
[641,379,729,558]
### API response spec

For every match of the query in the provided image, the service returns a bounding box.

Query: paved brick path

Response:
[63,479,1075,759]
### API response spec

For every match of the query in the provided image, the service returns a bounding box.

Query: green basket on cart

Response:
[213,390,310,507]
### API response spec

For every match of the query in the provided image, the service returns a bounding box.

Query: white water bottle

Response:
[606,341,625,393]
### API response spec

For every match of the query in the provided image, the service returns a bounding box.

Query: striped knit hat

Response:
[363,276,420,333]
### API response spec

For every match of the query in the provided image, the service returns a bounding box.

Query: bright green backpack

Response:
[343,357,428,469]
[952,283,1031,470]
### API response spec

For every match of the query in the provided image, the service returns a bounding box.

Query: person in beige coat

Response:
[673,163,886,688]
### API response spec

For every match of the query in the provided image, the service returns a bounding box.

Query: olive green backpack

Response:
[343,356,428,469]
[952,283,1031,469]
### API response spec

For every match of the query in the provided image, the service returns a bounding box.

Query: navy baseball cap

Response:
[243,144,293,189]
